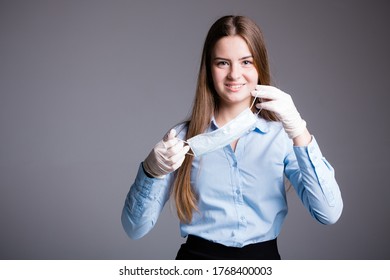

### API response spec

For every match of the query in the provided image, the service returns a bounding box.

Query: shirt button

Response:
[236,189,240,195]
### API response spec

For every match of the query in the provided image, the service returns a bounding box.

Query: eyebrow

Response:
[214,55,253,61]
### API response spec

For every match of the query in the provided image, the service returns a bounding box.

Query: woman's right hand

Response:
[143,129,190,178]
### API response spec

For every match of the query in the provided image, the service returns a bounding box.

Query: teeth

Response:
[227,84,244,89]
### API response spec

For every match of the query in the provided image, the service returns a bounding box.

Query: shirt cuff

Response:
[133,163,164,200]
[293,136,323,169]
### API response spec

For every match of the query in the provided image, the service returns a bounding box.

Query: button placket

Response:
[232,159,243,205]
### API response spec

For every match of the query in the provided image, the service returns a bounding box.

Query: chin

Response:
[225,95,252,106]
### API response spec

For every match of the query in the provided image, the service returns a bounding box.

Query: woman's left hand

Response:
[251,85,306,139]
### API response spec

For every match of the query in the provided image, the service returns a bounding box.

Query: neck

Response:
[215,103,249,127]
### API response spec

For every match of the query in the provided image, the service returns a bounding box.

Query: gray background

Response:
[1,0,389,260]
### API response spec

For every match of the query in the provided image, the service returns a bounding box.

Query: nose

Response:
[227,63,242,80]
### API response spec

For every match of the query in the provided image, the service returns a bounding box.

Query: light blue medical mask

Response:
[184,94,261,157]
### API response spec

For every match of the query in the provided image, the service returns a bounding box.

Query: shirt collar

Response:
[253,116,270,134]
[210,116,219,130]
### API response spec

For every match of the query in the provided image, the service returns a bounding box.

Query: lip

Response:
[225,83,246,91]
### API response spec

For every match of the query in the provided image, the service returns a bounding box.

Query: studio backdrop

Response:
[0,0,389,259]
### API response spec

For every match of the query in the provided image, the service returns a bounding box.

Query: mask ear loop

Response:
[250,90,262,116]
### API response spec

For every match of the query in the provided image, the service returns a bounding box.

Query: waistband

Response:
[178,235,280,260]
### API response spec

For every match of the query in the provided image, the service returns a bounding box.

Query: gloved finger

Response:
[161,145,189,172]
[169,146,190,169]
[163,129,181,149]
[255,84,279,92]
[163,137,180,149]
[164,129,176,141]
[170,145,190,162]
[251,89,281,101]
[256,99,282,113]
[165,139,185,157]
[256,85,287,96]
[171,155,187,171]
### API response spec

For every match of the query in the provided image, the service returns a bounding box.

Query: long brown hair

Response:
[173,15,278,223]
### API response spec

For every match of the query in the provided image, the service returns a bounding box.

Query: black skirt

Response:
[175,235,281,260]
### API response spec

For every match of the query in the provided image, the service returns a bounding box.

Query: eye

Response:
[216,60,229,68]
[242,60,253,66]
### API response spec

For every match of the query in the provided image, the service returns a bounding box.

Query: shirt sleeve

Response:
[284,136,343,225]
[121,163,173,239]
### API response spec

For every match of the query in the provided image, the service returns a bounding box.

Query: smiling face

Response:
[211,35,259,111]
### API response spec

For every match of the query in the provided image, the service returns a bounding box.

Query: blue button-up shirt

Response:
[122,117,343,247]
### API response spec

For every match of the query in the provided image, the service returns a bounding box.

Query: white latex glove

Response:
[143,129,190,178]
[252,85,306,139]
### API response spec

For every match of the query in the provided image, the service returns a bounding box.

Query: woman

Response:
[121,15,343,260]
